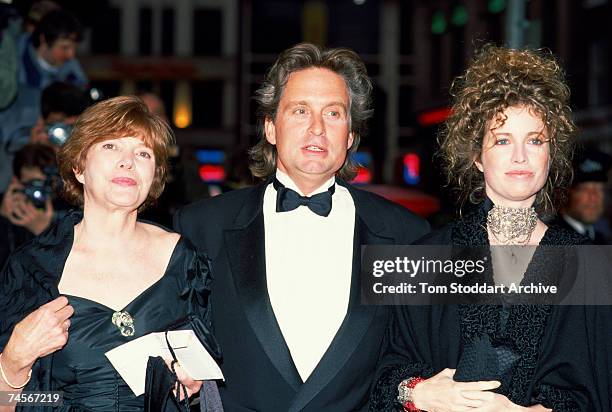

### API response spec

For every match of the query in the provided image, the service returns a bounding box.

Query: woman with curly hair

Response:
[370,46,609,411]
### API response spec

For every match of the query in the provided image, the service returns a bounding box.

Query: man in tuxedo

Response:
[174,43,429,411]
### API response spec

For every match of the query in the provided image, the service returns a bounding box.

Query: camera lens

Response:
[31,189,44,201]
[47,123,73,146]
[20,179,51,209]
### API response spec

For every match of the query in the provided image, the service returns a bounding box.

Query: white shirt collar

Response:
[274,169,335,197]
[562,214,589,235]
[36,52,59,74]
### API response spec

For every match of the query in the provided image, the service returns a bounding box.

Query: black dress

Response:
[0,210,219,411]
[370,201,611,411]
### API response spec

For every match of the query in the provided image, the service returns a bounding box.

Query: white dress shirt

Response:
[264,170,355,381]
[562,214,595,239]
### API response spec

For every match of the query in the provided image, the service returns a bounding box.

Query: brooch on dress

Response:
[112,311,135,337]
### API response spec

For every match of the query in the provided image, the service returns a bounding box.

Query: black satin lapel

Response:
[223,215,302,391]
[289,216,393,411]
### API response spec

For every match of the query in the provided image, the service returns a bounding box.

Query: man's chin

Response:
[576,215,601,225]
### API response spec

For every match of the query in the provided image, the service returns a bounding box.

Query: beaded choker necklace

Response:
[486,204,538,244]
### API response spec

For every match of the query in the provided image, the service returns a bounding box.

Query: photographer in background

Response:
[0,9,86,194]
[30,81,90,147]
[0,82,86,266]
[0,143,59,268]
[556,147,612,244]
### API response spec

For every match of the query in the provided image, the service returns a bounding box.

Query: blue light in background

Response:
[195,149,225,164]
[351,151,372,167]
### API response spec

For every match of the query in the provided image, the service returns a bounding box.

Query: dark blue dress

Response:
[0,211,219,411]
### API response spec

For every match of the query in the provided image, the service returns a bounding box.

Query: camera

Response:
[46,122,73,146]
[16,166,60,209]
[18,179,53,209]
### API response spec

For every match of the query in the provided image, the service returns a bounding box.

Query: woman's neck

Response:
[486,203,540,245]
[74,204,140,250]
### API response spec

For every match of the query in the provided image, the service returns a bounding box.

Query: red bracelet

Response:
[397,376,424,412]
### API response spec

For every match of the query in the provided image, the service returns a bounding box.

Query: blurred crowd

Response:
[1,0,612,274]
[0,1,89,264]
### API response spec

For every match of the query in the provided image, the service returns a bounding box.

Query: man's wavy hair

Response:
[249,42,373,181]
[438,45,576,217]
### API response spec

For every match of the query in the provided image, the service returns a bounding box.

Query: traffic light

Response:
[488,0,506,14]
[431,10,447,34]
[451,4,468,27]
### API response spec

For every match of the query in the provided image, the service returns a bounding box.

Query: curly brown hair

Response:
[250,42,373,181]
[58,96,174,212]
[438,45,576,216]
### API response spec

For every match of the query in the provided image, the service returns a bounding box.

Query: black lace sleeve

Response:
[369,307,441,412]
[532,384,581,412]
[528,305,607,411]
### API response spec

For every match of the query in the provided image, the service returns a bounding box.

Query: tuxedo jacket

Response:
[173,179,429,411]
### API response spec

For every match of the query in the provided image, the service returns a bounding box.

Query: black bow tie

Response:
[273,178,335,217]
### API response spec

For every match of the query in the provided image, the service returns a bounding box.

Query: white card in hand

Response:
[104,329,224,396]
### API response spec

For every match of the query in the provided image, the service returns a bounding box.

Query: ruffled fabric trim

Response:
[533,384,581,411]
[178,248,221,359]
[180,251,213,312]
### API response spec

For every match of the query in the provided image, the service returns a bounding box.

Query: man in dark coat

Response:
[556,147,612,244]
[174,43,429,411]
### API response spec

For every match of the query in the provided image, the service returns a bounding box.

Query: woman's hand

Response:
[164,359,203,400]
[411,368,501,412]
[465,391,552,412]
[2,297,73,383]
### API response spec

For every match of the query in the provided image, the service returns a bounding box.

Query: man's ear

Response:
[38,34,48,49]
[264,117,276,145]
[73,167,84,184]
[347,132,354,150]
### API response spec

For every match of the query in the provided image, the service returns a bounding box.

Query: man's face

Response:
[19,166,46,184]
[38,36,77,67]
[2,166,46,215]
[264,67,353,194]
[566,181,605,224]
[30,113,79,147]
[45,111,78,126]
[139,94,167,121]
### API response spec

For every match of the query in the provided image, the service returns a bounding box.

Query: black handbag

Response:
[143,331,190,412]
